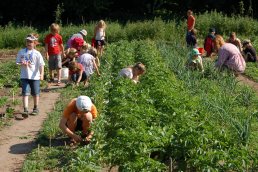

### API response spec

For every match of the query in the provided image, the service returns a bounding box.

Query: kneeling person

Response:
[186,48,204,72]
[59,96,97,144]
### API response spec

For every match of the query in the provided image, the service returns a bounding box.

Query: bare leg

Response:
[57,68,62,83]
[23,96,29,110]
[33,95,39,108]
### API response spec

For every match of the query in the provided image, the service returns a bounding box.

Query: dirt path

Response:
[237,74,258,95]
[0,83,64,172]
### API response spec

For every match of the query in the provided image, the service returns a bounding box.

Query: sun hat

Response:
[25,34,38,41]
[79,29,87,36]
[191,48,201,56]
[76,96,92,112]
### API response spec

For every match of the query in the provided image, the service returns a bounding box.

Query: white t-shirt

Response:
[77,53,95,76]
[16,48,45,80]
[119,68,133,79]
[95,28,105,40]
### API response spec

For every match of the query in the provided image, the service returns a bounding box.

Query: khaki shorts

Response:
[48,54,62,70]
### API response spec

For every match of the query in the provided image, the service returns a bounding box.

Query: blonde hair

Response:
[50,23,60,34]
[97,20,107,29]
[65,48,77,58]
[80,43,91,54]
[213,35,225,52]
[87,47,97,57]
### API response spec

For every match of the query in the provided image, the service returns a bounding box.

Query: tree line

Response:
[0,0,256,28]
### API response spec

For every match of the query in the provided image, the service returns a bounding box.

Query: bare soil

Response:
[0,83,65,172]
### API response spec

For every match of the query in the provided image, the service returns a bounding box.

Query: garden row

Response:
[23,40,258,171]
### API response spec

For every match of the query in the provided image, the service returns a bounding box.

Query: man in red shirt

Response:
[44,23,65,85]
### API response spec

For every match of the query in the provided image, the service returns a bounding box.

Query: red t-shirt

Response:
[44,33,63,55]
[187,15,195,31]
[69,63,84,75]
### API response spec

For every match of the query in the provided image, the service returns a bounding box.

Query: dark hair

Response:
[133,62,146,72]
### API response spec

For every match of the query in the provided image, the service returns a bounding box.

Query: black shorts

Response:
[95,40,105,46]
[66,118,83,131]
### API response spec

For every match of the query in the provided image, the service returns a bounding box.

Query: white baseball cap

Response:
[76,96,92,112]
[25,34,38,41]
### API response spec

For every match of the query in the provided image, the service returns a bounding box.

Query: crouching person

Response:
[59,95,97,145]
[186,48,204,72]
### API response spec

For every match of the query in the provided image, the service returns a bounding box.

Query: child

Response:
[186,29,198,48]
[186,48,204,72]
[94,20,107,57]
[15,34,45,119]
[226,32,242,52]
[44,23,65,86]
[67,61,87,87]
[242,39,257,62]
[59,95,97,144]
[119,62,146,84]
[77,46,100,87]
[62,48,78,68]
[204,28,216,57]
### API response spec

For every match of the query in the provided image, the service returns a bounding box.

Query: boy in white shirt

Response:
[16,34,45,119]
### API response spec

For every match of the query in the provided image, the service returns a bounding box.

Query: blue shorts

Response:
[21,79,40,96]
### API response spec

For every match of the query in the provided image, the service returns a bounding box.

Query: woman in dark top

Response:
[242,40,257,62]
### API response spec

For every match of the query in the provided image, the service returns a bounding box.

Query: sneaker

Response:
[31,108,39,116]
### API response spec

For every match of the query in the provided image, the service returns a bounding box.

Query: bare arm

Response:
[44,44,49,60]
[39,65,44,80]
[93,59,100,76]
[59,116,82,142]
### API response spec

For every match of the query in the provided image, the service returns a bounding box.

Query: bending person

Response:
[59,96,97,144]
[214,35,246,74]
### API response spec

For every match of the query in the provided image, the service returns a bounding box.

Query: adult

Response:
[119,62,146,84]
[226,32,242,52]
[66,29,87,49]
[242,39,257,62]
[204,28,216,57]
[214,35,246,74]
[59,96,97,144]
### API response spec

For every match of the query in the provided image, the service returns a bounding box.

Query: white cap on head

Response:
[79,29,87,36]
[25,34,38,41]
[76,96,92,112]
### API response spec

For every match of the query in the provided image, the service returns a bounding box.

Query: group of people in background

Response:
[185,10,257,75]
[15,19,146,145]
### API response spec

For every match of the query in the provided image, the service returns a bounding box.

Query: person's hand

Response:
[76,82,79,86]
[97,73,101,76]
[40,74,44,80]
[72,134,82,142]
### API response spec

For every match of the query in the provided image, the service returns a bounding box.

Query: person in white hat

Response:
[59,96,97,144]
[15,33,45,119]
[66,29,87,49]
